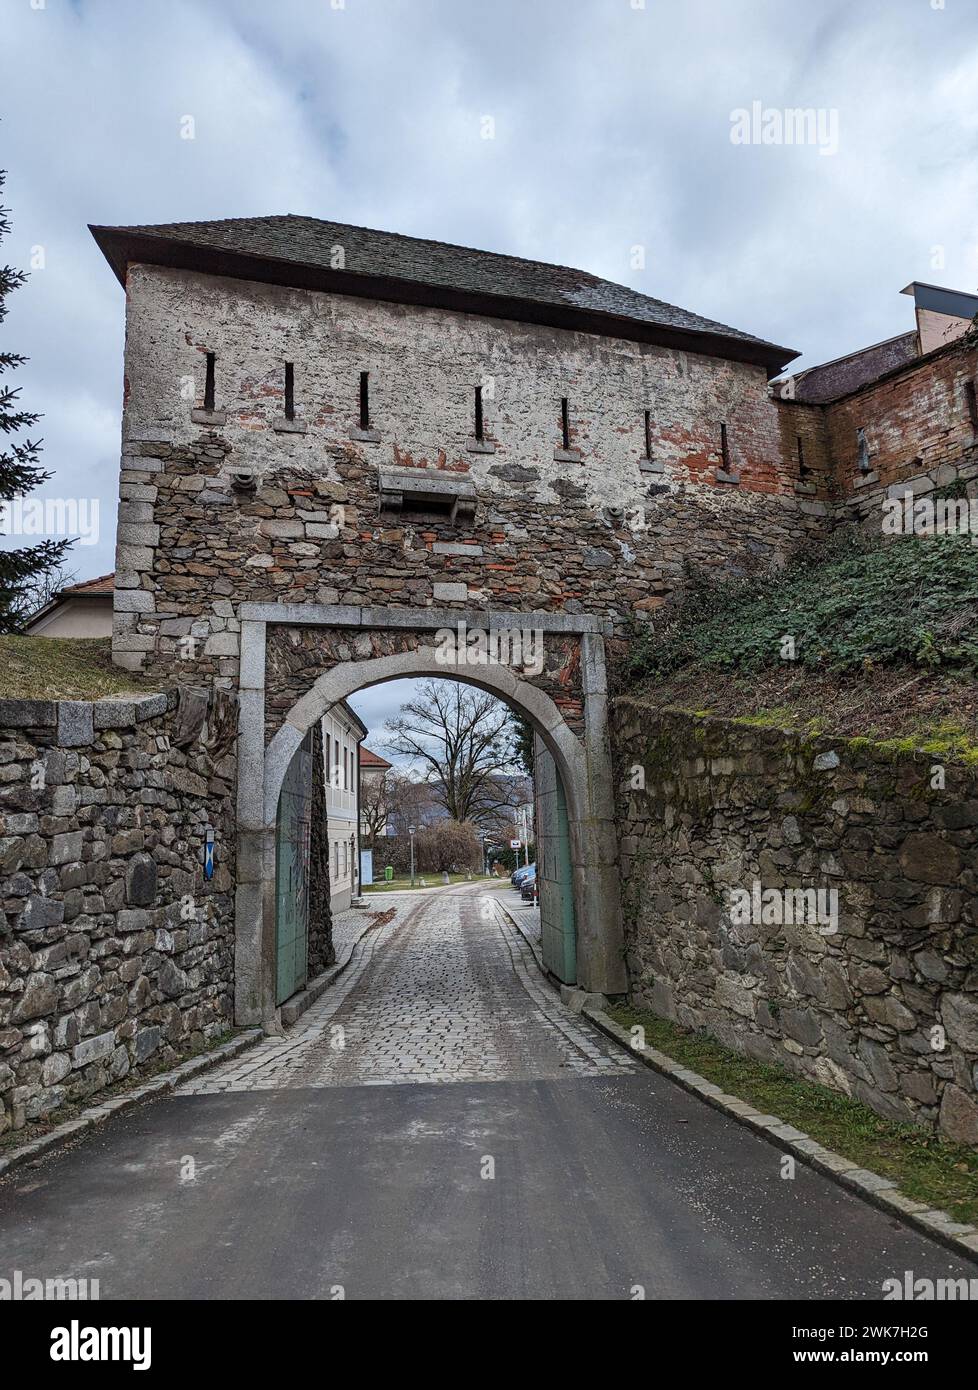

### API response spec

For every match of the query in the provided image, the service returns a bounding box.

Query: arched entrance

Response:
[233,605,626,1026]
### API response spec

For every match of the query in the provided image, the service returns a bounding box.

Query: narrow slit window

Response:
[359,371,370,431]
[204,352,216,412]
[720,422,730,469]
[966,380,978,431]
[796,434,808,475]
[644,409,652,459]
[561,397,570,451]
[284,362,295,421]
[474,385,484,441]
[856,427,870,472]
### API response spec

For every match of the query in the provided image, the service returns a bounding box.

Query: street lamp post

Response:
[409,825,416,888]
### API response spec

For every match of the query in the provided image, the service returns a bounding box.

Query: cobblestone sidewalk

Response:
[179,887,634,1092]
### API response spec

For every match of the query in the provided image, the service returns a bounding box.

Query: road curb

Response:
[491,892,547,975]
[583,1004,978,1267]
[280,913,383,1026]
[0,1029,264,1180]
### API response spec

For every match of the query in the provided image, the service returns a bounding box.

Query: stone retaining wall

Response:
[0,691,235,1135]
[615,700,978,1145]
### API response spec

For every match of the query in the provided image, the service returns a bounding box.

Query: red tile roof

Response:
[62,572,115,595]
[360,746,393,769]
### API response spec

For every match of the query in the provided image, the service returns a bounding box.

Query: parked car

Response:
[520,867,537,901]
[511,862,535,886]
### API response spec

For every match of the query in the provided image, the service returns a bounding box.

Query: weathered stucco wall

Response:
[0,692,235,1135]
[615,701,978,1145]
[113,263,826,682]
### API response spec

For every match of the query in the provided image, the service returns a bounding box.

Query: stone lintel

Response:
[237,602,609,635]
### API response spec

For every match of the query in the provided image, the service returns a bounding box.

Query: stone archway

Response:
[233,604,626,1026]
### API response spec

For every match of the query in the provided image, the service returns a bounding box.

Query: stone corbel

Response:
[378,466,477,525]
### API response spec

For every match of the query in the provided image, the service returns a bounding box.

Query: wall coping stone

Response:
[1,690,173,739]
[57,701,95,748]
[0,699,57,728]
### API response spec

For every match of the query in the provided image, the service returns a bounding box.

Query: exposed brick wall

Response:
[0,693,236,1135]
[826,337,978,526]
[615,701,978,1146]
[775,399,834,500]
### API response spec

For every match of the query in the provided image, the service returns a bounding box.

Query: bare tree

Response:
[16,557,77,627]
[415,819,482,873]
[384,680,518,823]
[359,767,394,849]
[367,770,442,841]
[478,772,533,841]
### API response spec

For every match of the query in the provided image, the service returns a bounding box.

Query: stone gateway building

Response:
[90,213,829,1027]
[91,213,821,687]
[7,213,956,1142]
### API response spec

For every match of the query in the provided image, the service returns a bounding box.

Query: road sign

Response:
[510,838,521,849]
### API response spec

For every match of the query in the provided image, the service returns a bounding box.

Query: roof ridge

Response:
[786,329,917,381]
[91,216,798,369]
[127,213,618,289]
[63,571,115,593]
[130,214,762,342]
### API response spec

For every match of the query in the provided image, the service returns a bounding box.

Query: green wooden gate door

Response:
[536,742,577,984]
[275,734,313,1006]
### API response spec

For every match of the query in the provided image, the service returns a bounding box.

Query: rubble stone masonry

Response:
[615,701,978,1146]
[0,693,235,1135]
[78,257,978,1139]
[113,263,830,686]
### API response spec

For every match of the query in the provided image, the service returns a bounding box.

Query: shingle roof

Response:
[776,331,919,404]
[90,215,797,374]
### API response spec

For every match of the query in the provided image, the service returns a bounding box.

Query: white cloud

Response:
[2,0,976,578]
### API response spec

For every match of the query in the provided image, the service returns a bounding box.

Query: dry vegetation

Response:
[0,636,159,701]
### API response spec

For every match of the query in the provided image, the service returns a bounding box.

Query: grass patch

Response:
[0,636,158,701]
[619,533,978,755]
[875,719,978,767]
[608,1002,978,1225]
[623,669,978,755]
[363,872,486,893]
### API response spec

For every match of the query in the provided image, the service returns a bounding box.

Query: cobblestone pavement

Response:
[329,905,374,958]
[179,885,635,1093]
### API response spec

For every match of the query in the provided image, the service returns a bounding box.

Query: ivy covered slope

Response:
[621,533,978,758]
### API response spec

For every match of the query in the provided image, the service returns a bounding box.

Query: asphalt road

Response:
[0,889,974,1301]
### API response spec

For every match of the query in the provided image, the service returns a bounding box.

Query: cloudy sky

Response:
[3,0,977,736]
